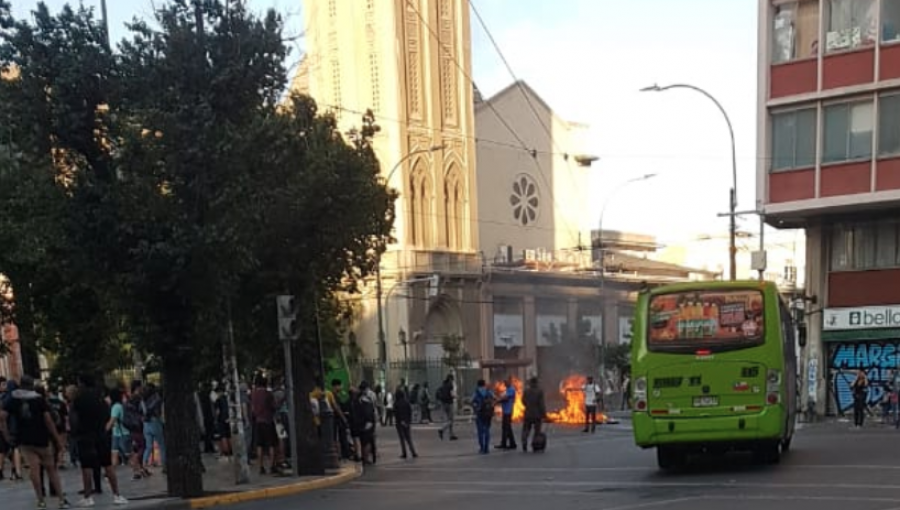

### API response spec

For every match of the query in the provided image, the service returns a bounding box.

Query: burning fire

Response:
[493,374,610,425]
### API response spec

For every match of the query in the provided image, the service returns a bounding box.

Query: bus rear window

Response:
[647,289,765,352]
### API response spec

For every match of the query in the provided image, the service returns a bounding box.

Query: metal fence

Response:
[356,358,481,405]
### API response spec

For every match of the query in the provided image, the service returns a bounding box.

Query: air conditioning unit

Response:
[523,249,537,261]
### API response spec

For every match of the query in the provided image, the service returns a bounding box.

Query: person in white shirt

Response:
[582,376,602,433]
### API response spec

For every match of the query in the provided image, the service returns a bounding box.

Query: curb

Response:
[160,464,362,510]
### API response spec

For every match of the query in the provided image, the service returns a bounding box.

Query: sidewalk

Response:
[0,453,360,510]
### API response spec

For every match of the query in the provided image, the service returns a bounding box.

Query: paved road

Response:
[228,419,900,510]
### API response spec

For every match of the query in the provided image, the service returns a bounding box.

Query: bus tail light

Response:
[766,369,781,406]
[634,376,648,412]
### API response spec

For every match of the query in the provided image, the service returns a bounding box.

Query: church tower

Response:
[298,0,478,254]
[297,0,482,367]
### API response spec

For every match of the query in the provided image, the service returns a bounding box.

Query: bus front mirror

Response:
[797,323,808,348]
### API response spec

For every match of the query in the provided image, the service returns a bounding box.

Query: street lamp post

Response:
[597,174,657,399]
[376,145,444,389]
[640,83,738,281]
[399,328,408,383]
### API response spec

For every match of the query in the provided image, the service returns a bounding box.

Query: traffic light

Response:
[276,295,299,341]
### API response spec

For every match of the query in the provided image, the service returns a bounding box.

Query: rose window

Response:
[510,173,540,226]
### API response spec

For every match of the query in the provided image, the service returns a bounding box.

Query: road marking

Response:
[702,494,900,504]
[380,466,652,473]
[348,479,900,491]
[602,497,700,510]
[380,464,900,473]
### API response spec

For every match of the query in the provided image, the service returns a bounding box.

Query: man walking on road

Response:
[496,376,517,450]
[436,375,458,441]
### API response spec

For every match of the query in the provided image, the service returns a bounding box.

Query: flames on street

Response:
[493,374,610,425]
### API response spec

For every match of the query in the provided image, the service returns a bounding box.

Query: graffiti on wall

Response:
[829,341,900,414]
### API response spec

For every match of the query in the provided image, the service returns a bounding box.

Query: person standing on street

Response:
[851,370,870,429]
[521,377,546,452]
[251,375,278,475]
[496,376,517,450]
[393,390,417,459]
[472,380,495,455]
[436,375,458,441]
[0,375,69,509]
[582,376,602,433]
[73,375,127,506]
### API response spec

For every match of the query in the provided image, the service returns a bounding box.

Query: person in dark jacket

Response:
[521,377,546,452]
[351,383,377,465]
[393,390,417,459]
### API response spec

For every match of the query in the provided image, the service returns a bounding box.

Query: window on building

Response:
[444,166,464,251]
[409,162,432,247]
[877,221,899,267]
[823,101,874,164]
[771,108,816,171]
[854,223,876,269]
[831,219,900,270]
[879,93,900,156]
[883,0,900,43]
[831,224,854,269]
[772,1,820,63]
[825,0,877,53]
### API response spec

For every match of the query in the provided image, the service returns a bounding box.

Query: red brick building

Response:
[759,0,900,415]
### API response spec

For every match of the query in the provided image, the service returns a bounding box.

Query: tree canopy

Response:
[0,0,394,495]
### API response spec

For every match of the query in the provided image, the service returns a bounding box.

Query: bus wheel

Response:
[657,446,686,470]
[753,441,781,465]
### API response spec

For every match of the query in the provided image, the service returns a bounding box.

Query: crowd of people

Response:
[0,368,616,507]
[0,374,161,508]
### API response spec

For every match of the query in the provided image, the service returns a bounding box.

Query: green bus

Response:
[631,280,798,469]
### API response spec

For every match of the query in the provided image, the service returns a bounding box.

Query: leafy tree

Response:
[0,2,117,378]
[1,0,394,495]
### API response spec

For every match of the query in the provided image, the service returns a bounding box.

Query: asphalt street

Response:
[226,418,900,510]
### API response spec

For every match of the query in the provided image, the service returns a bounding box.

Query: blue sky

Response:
[10,0,763,243]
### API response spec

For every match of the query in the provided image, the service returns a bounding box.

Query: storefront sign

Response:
[823,305,900,331]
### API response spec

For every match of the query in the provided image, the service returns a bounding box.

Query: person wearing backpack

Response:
[471,380,496,455]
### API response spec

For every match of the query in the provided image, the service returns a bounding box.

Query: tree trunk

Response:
[162,352,205,497]
[292,342,324,476]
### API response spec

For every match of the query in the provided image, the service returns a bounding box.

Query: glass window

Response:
[831,224,853,270]
[647,290,765,354]
[826,0,877,52]
[770,108,817,171]
[883,0,900,43]
[823,101,874,164]
[854,223,876,269]
[877,221,899,267]
[879,94,900,157]
[773,1,821,63]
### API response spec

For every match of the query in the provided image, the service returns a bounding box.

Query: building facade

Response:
[298,0,483,366]
[758,0,900,415]
[475,81,596,261]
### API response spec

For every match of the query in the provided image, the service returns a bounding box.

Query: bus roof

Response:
[642,280,779,296]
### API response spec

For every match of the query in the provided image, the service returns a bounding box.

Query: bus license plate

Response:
[693,396,718,407]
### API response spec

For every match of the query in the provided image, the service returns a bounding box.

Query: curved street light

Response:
[596,173,656,395]
[641,83,738,281]
[376,144,444,389]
